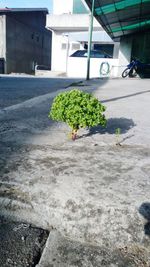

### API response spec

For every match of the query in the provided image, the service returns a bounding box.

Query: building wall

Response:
[118,35,132,76]
[50,0,119,76]
[132,32,150,63]
[117,32,150,76]
[48,2,117,74]
[12,11,47,30]
[49,26,118,74]
[67,57,119,78]
[5,12,51,74]
[0,15,6,58]
[51,31,68,72]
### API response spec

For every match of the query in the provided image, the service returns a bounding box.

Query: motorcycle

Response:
[122,59,139,78]
[122,59,150,78]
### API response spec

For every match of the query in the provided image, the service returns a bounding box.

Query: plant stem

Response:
[71,129,78,141]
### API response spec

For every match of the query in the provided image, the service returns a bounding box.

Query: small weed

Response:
[115,127,121,146]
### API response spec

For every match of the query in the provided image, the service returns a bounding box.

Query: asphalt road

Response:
[0,76,81,109]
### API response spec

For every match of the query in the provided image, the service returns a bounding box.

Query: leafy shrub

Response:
[49,89,106,140]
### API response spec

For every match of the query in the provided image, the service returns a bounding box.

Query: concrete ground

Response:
[0,77,150,266]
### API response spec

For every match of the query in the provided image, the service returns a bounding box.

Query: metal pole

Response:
[86,0,95,80]
[66,34,69,75]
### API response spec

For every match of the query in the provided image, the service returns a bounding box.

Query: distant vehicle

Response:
[122,59,150,78]
[70,49,112,58]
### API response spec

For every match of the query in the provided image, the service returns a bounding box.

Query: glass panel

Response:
[73,0,88,14]
[112,19,150,32]
[95,0,150,15]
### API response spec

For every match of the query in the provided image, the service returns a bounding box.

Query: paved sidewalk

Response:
[0,78,150,266]
[37,229,150,267]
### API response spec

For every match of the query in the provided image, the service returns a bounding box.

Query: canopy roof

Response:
[84,0,150,38]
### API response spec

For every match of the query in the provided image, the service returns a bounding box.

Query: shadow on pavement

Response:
[80,117,135,138]
[139,202,150,237]
[101,89,150,103]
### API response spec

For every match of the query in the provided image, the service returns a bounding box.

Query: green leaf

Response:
[49,89,107,131]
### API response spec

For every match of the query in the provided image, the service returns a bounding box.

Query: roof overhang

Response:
[84,0,150,39]
[0,8,48,14]
[46,14,101,32]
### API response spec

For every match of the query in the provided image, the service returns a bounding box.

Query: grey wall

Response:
[131,32,150,63]
[118,35,132,76]
[5,12,51,74]
[12,11,46,30]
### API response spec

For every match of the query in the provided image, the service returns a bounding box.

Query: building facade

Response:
[0,8,52,74]
[46,0,119,77]
[85,0,150,76]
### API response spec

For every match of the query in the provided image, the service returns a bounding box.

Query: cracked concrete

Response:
[0,78,150,266]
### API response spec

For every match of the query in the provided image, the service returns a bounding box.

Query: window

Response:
[62,43,67,50]
[93,44,114,57]
[72,43,80,50]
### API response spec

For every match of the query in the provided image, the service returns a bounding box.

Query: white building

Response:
[46,0,120,78]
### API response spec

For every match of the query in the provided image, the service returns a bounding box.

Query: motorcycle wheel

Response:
[122,68,131,78]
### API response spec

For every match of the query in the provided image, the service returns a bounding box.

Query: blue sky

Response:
[0,0,53,12]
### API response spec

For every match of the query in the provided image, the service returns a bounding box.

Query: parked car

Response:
[70,49,112,58]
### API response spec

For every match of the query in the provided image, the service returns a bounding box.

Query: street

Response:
[0,76,83,146]
[0,76,81,108]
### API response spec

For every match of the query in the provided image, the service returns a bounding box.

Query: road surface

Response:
[0,76,81,109]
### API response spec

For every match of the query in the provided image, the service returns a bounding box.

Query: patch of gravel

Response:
[0,217,49,267]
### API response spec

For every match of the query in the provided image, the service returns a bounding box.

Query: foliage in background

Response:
[49,89,106,140]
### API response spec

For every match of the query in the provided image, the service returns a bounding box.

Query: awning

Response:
[84,0,150,38]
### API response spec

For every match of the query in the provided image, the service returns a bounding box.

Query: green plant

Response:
[115,127,121,145]
[49,89,107,140]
